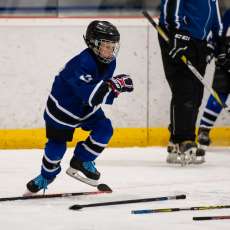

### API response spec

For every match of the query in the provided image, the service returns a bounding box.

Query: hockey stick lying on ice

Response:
[69,194,186,210]
[0,184,112,202]
[131,204,230,214]
[0,191,111,202]
[193,215,230,221]
[142,10,230,113]
[0,190,111,202]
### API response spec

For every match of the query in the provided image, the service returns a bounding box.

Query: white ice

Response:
[0,147,230,230]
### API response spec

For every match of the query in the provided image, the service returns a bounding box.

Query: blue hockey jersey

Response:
[44,48,117,128]
[159,0,223,40]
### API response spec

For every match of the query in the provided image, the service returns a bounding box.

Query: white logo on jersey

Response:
[80,74,93,83]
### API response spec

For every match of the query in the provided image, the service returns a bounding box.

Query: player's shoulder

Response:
[66,48,97,72]
[78,48,117,72]
[78,48,98,71]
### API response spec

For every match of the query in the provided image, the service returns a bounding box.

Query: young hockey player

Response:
[198,9,230,152]
[25,20,133,194]
[158,0,223,165]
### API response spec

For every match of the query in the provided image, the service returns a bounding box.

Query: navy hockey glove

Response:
[108,74,134,95]
[169,31,191,61]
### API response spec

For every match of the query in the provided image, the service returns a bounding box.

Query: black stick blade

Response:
[193,215,230,221]
[97,184,112,192]
[176,194,186,199]
[69,204,83,210]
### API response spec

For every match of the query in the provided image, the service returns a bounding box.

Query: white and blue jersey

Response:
[41,48,118,179]
[44,48,117,129]
[159,0,223,40]
[199,10,230,130]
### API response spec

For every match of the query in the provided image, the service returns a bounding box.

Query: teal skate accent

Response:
[82,161,96,173]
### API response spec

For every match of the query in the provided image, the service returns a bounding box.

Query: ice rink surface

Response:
[0,147,230,230]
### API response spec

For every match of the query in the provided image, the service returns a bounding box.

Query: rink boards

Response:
[0,18,229,148]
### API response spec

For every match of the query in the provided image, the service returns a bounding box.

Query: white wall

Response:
[0,18,229,129]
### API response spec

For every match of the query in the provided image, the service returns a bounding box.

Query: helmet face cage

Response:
[84,20,120,63]
[92,39,120,63]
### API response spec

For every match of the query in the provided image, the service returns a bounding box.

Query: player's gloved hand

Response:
[216,45,230,72]
[206,42,215,64]
[169,31,191,61]
[215,37,230,66]
[108,74,134,95]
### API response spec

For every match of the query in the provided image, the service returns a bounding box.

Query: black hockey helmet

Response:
[84,20,120,63]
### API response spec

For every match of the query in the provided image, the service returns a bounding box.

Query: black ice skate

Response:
[24,174,55,196]
[198,127,211,149]
[166,124,181,164]
[196,127,210,164]
[166,141,180,164]
[194,148,206,164]
[178,141,198,166]
[66,157,100,187]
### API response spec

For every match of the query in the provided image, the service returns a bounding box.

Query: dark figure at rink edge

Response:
[24,20,134,195]
[198,9,230,152]
[159,0,223,165]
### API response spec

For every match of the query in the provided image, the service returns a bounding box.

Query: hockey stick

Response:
[193,215,230,221]
[142,10,230,112]
[131,204,230,214]
[69,194,186,210]
[0,189,112,202]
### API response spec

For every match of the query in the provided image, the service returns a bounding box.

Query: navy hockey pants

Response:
[41,109,113,179]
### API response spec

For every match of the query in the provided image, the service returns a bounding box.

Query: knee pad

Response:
[45,139,67,160]
[41,139,66,179]
[98,118,113,139]
[87,118,113,144]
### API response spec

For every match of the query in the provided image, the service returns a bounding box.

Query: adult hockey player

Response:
[158,0,223,165]
[198,9,230,152]
[25,20,133,194]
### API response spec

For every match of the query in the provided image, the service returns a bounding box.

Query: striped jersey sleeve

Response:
[162,0,185,30]
[212,0,223,38]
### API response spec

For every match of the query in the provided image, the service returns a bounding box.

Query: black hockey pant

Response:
[158,35,207,143]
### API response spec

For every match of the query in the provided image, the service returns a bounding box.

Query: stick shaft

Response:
[132,205,230,214]
[85,195,185,207]
[0,191,107,202]
[70,194,186,210]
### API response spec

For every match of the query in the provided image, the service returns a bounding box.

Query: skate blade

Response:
[23,189,36,197]
[182,154,205,165]
[166,153,181,164]
[166,159,181,164]
[180,146,199,166]
[198,144,208,150]
[191,156,205,164]
[178,155,191,166]
[66,167,98,187]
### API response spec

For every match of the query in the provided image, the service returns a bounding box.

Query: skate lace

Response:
[34,175,48,191]
[83,161,96,173]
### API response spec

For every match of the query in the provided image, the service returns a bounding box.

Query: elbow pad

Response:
[89,82,110,106]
